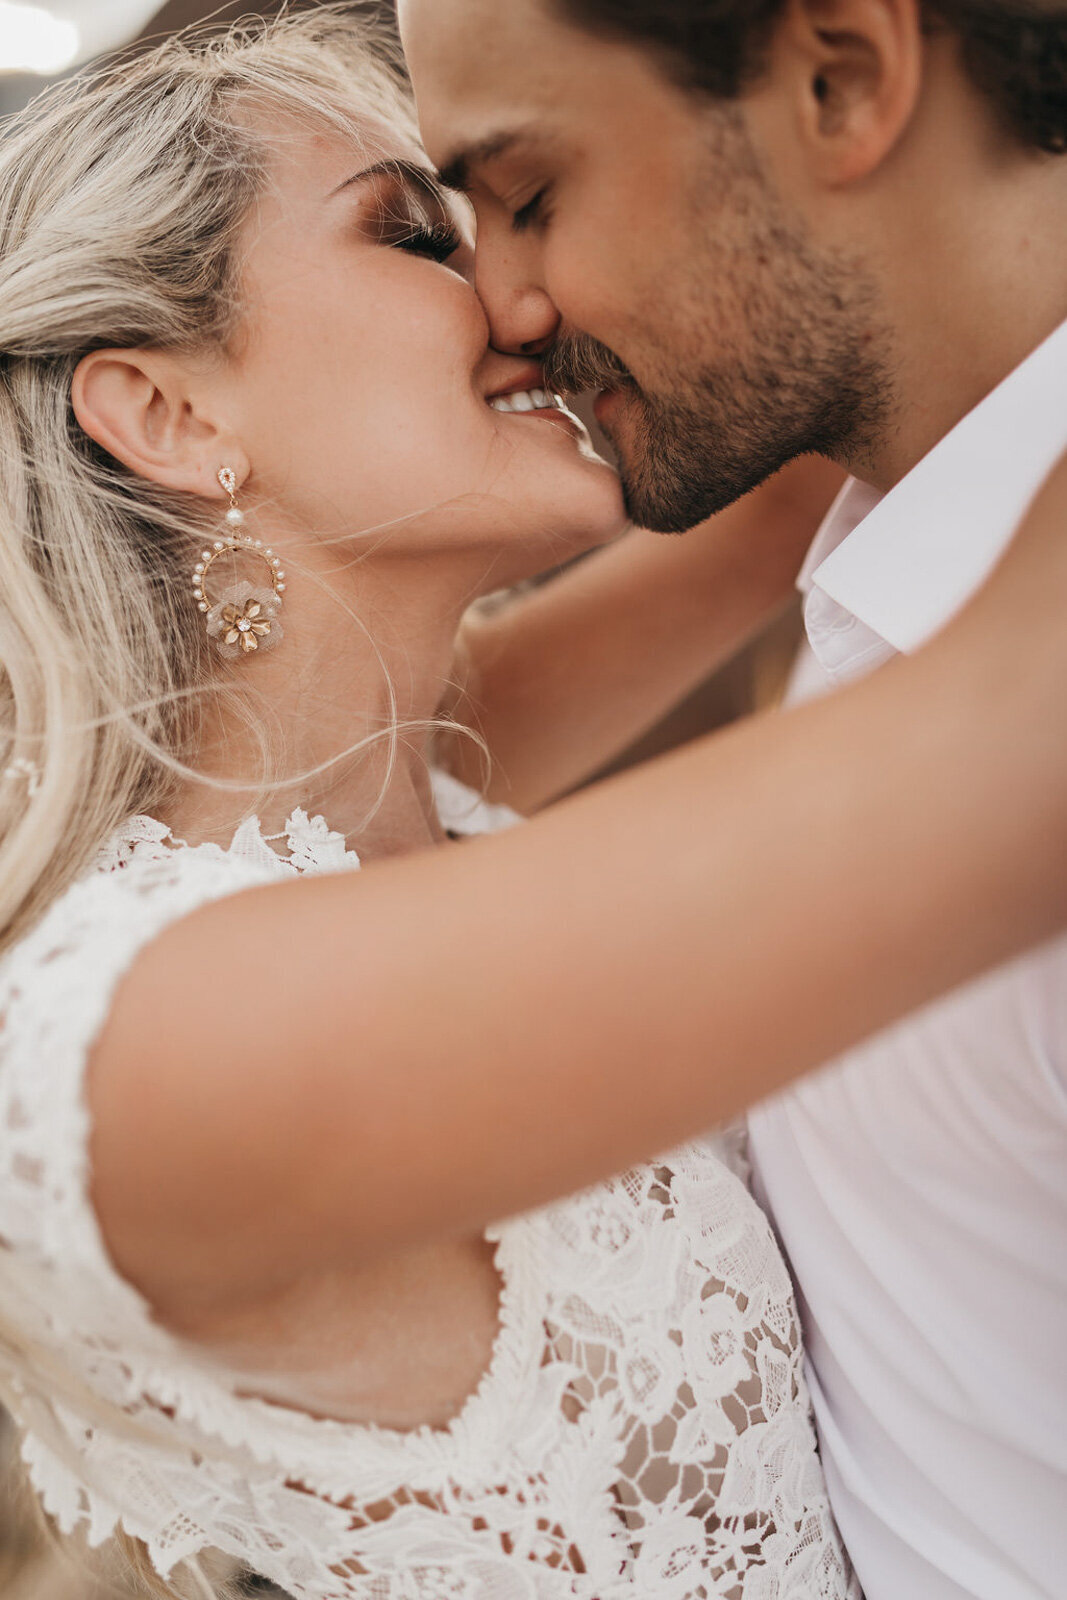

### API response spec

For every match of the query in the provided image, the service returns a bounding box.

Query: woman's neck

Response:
[161,526,487,859]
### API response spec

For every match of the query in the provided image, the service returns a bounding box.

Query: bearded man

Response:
[399,3,1067,1596]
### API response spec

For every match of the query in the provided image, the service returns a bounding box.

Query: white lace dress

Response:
[0,775,857,1600]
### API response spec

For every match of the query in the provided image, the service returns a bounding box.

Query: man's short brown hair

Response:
[553,0,1067,152]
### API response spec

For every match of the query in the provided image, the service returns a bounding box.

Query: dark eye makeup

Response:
[364,162,462,264]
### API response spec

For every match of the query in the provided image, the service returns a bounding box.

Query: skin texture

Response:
[531,103,893,529]
[400,0,1067,508]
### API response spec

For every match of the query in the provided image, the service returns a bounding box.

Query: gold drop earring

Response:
[193,467,286,658]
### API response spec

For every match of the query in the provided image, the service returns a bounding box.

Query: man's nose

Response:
[475,236,560,356]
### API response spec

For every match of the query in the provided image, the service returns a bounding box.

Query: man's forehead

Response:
[399,0,543,86]
[400,0,603,168]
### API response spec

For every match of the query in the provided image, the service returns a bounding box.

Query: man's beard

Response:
[542,124,893,532]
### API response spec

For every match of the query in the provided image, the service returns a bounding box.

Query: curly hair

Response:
[553,0,1067,153]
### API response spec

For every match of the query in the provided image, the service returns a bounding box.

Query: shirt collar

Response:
[797,477,883,594]
[801,315,1067,657]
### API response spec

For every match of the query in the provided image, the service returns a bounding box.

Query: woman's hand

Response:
[443,455,844,812]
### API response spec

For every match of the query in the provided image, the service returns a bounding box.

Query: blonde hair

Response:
[0,9,420,1595]
[0,4,417,960]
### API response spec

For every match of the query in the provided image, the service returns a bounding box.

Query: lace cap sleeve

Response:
[0,838,284,1425]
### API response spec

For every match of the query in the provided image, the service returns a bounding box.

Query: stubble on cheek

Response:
[597,109,895,530]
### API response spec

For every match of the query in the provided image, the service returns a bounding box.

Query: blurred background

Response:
[0,0,306,114]
[0,3,800,1592]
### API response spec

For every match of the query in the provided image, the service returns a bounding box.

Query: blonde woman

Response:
[0,11,1064,1600]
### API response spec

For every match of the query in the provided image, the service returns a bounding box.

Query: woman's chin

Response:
[481,517,626,593]
[517,474,628,568]
[569,470,631,547]
[545,455,629,541]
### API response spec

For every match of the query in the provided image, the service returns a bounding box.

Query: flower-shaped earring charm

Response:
[219,594,274,654]
[193,468,286,660]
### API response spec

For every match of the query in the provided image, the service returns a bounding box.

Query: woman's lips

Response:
[497,404,588,443]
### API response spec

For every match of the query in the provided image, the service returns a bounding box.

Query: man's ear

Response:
[71,348,247,500]
[777,0,923,186]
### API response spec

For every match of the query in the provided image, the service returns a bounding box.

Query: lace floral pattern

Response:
[0,782,858,1599]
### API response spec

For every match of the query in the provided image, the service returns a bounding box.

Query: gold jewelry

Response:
[193,468,286,658]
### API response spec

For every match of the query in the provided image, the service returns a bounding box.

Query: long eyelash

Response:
[394,223,461,264]
[511,188,551,234]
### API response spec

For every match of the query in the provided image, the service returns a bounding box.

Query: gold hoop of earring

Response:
[193,467,286,658]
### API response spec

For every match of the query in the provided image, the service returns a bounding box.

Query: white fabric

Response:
[748,317,1067,1600]
[801,314,1067,656]
[0,776,856,1599]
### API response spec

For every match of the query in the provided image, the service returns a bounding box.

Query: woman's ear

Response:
[780,0,923,187]
[71,348,247,500]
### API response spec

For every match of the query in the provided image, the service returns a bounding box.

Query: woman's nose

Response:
[475,240,560,357]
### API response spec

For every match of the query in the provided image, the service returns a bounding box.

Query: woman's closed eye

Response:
[390,218,462,263]
[367,167,463,264]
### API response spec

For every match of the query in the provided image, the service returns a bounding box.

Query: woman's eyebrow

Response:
[327,158,445,202]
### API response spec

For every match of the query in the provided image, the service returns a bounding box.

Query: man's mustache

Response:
[542,331,634,397]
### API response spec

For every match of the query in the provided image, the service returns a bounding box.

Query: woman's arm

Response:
[90,451,1067,1320]
[444,454,843,811]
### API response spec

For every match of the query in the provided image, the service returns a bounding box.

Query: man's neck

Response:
[864,281,1067,495]
[846,59,1067,491]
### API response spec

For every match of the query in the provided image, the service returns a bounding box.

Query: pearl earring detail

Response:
[193,468,286,659]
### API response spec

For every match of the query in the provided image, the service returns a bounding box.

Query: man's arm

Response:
[444,455,843,811]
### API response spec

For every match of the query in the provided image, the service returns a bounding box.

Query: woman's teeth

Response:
[488,388,564,414]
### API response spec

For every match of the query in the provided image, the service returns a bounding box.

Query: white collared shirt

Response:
[748,318,1067,1600]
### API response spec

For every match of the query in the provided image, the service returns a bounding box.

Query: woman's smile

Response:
[219,121,625,588]
[489,388,590,444]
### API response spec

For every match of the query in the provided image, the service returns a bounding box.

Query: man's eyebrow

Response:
[327,157,444,201]
[436,130,536,195]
